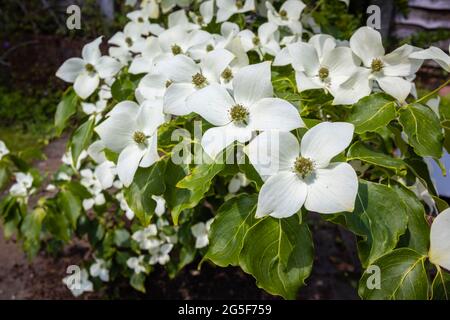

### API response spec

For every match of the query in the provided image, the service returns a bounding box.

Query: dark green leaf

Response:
[70,117,95,165]
[55,89,78,136]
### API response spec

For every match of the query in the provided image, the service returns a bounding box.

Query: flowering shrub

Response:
[1,0,450,299]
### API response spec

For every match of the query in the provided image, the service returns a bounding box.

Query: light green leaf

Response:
[59,189,82,229]
[358,248,428,300]
[130,272,146,293]
[206,194,257,267]
[399,103,443,158]
[239,215,313,300]
[347,141,407,174]
[55,89,78,136]
[346,93,397,134]
[70,117,95,165]
[21,207,46,258]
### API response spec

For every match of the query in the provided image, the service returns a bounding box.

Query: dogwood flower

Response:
[429,208,450,271]
[228,172,250,193]
[0,140,9,160]
[108,23,147,64]
[90,258,110,282]
[132,225,161,250]
[189,0,214,27]
[191,218,214,248]
[95,99,165,186]
[9,172,34,197]
[238,22,280,58]
[266,0,306,34]
[56,37,122,99]
[247,122,358,218]
[186,61,304,159]
[410,44,450,72]
[216,0,255,23]
[162,49,234,115]
[158,26,211,58]
[63,269,93,297]
[127,255,146,274]
[349,27,422,102]
[149,243,173,265]
[129,37,163,74]
[81,99,107,122]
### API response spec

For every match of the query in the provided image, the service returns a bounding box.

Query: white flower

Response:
[349,27,422,102]
[56,37,122,99]
[95,99,165,187]
[9,172,33,197]
[149,243,173,265]
[62,149,88,169]
[127,3,162,31]
[132,225,161,250]
[266,0,305,34]
[228,172,250,193]
[288,34,368,105]
[90,258,109,282]
[162,49,234,115]
[152,195,166,216]
[81,99,107,122]
[191,219,214,248]
[62,269,93,297]
[189,0,214,27]
[247,122,358,218]
[127,255,146,274]
[429,208,450,271]
[129,37,163,74]
[109,23,147,64]
[410,44,450,73]
[239,22,280,58]
[158,26,211,58]
[117,192,135,220]
[0,140,9,160]
[186,62,304,159]
[216,0,255,23]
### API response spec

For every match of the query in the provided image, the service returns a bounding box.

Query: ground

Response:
[0,137,361,299]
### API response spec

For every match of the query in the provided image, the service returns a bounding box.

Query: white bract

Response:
[127,255,147,274]
[95,100,165,186]
[266,0,306,34]
[56,37,122,99]
[62,269,93,297]
[238,22,280,58]
[429,208,450,271]
[0,140,9,160]
[149,243,173,265]
[186,62,304,159]
[108,23,147,64]
[247,122,358,218]
[132,224,161,250]
[191,218,214,248]
[9,172,34,198]
[410,44,450,72]
[216,0,255,23]
[90,258,110,282]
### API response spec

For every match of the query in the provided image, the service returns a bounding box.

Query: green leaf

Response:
[399,103,443,158]
[70,117,95,166]
[206,194,258,266]
[329,181,408,267]
[21,207,46,258]
[111,76,135,101]
[431,268,450,300]
[358,248,428,300]
[54,89,78,136]
[59,189,82,229]
[347,141,407,174]
[124,160,167,225]
[130,272,146,293]
[239,215,313,300]
[114,229,130,247]
[392,184,430,255]
[0,163,10,191]
[346,93,397,134]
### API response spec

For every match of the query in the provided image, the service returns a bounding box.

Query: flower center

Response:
[85,63,96,73]
[125,37,133,47]
[319,67,329,81]
[235,0,244,9]
[165,80,173,88]
[138,17,144,23]
[252,36,260,46]
[293,157,314,178]
[279,10,288,20]
[192,73,208,88]
[133,131,147,144]
[371,58,384,72]
[221,68,233,83]
[229,104,249,125]
[206,44,214,52]
[171,44,182,55]
[197,16,204,24]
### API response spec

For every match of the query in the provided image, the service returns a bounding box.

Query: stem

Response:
[415,79,450,105]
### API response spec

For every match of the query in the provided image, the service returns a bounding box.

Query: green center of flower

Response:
[133,131,147,144]
[293,157,314,178]
[138,17,144,23]
[229,104,249,125]
[125,37,133,47]
[371,58,384,72]
[235,0,244,9]
[171,44,182,55]
[165,80,173,88]
[279,10,288,20]
[252,36,260,46]
[85,63,96,73]
[192,73,208,88]
[206,44,214,52]
[221,68,233,82]
[319,67,329,81]
[197,16,204,24]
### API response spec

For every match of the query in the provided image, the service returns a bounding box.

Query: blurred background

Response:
[0,0,449,299]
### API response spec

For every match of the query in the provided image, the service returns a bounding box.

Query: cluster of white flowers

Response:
[9,172,34,199]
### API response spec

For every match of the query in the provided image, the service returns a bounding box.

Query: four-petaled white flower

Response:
[191,218,214,248]
[95,99,165,186]
[266,0,306,34]
[90,258,110,282]
[238,22,280,58]
[56,37,122,99]
[216,0,255,23]
[187,61,304,159]
[127,255,147,274]
[247,122,358,218]
[132,225,161,250]
[10,172,34,198]
[149,243,173,265]
[62,269,93,297]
